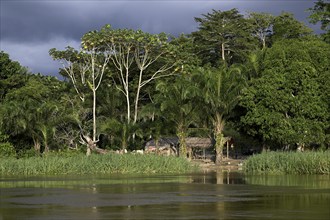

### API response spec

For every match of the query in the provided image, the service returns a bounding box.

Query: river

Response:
[0,172,329,220]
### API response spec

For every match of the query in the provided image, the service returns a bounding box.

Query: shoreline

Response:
[193,157,245,172]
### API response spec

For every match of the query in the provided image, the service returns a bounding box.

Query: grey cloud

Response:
[0,0,318,77]
[2,1,315,43]
[1,1,105,42]
[1,37,81,76]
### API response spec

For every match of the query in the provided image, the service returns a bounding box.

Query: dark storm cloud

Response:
[0,0,318,76]
[1,1,218,43]
[1,1,117,42]
[2,0,314,43]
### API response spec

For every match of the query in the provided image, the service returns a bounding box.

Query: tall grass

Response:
[0,153,199,176]
[243,151,330,175]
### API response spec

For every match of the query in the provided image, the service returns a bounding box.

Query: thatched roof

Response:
[145,137,215,149]
[185,137,214,149]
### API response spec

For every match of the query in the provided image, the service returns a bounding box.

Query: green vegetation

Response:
[308,0,330,43]
[243,151,330,174]
[0,1,329,174]
[0,153,198,176]
[240,38,330,150]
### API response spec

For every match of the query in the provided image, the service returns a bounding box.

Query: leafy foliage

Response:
[240,38,330,149]
[155,73,201,157]
[0,51,29,101]
[308,0,330,42]
[192,9,256,66]
[0,132,16,158]
[195,66,246,162]
[272,12,313,42]
[248,12,274,49]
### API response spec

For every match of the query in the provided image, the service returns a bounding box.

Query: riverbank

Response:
[193,157,245,172]
[1,151,329,176]
[193,151,330,175]
[0,153,198,176]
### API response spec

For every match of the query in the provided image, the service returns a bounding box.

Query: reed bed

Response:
[243,151,330,175]
[0,153,198,176]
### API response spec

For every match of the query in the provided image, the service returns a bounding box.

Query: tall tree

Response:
[0,51,29,102]
[76,25,179,149]
[197,67,245,164]
[169,34,202,73]
[272,12,313,42]
[308,0,330,43]
[138,34,202,153]
[94,25,177,127]
[192,9,255,66]
[155,74,200,158]
[50,32,112,155]
[248,12,274,49]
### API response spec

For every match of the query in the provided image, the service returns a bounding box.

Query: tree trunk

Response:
[90,65,97,156]
[33,138,41,155]
[221,43,225,61]
[44,142,49,153]
[91,54,97,148]
[214,113,225,165]
[134,70,143,125]
[126,91,130,124]
[262,37,266,49]
[81,133,108,155]
[125,66,131,125]
[121,124,127,150]
[155,138,160,155]
[178,128,187,158]
[43,131,49,153]
[93,88,97,143]
[86,146,92,156]
[215,132,226,165]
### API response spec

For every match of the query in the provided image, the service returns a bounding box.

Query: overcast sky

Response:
[0,0,319,77]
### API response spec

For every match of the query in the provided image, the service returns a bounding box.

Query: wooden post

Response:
[226,141,229,159]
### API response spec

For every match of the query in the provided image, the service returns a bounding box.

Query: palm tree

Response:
[0,75,72,155]
[0,99,42,154]
[198,66,246,164]
[155,74,200,158]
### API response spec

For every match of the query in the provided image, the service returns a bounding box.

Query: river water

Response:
[0,172,329,220]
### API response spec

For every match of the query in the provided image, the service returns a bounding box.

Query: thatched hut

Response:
[145,137,179,156]
[144,137,222,159]
[185,137,215,159]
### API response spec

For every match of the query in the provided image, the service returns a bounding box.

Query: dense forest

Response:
[1,1,329,162]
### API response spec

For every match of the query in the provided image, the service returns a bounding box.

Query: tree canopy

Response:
[240,38,330,149]
[192,9,256,67]
[308,0,330,42]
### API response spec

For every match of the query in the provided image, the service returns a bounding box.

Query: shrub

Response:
[0,142,16,158]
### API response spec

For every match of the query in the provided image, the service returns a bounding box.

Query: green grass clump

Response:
[243,151,330,175]
[0,153,198,176]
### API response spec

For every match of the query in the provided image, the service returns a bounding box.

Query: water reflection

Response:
[191,172,247,185]
[244,174,330,188]
[0,172,329,220]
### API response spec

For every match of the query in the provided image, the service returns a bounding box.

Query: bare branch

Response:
[60,59,85,102]
[140,64,176,88]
